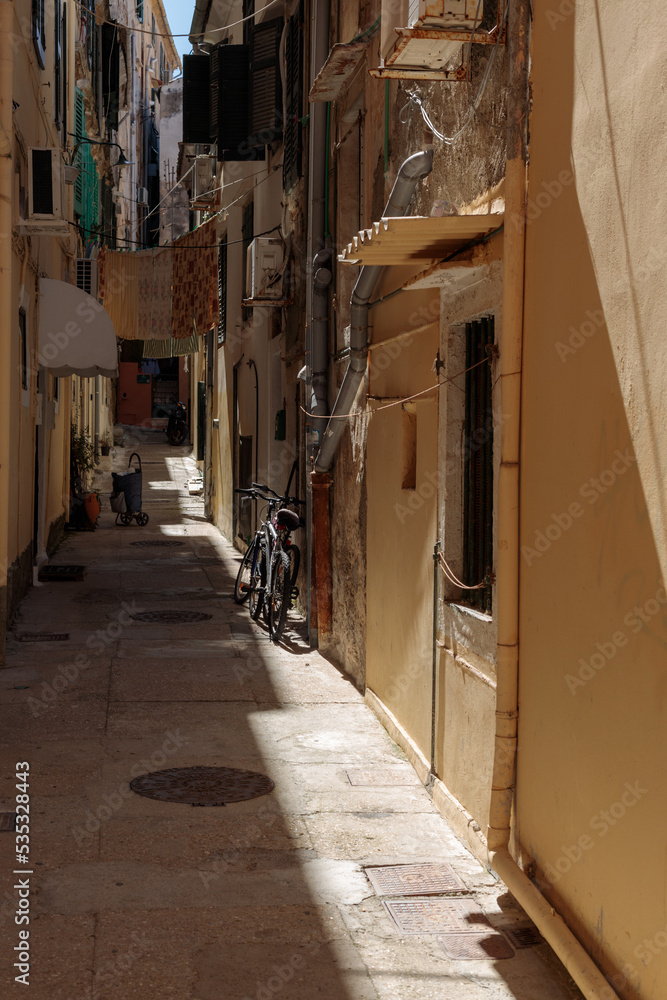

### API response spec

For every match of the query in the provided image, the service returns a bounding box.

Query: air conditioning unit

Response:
[376,0,483,76]
[75,258,98,299]
[192,154,216,207]
[17,148,69,236]
[245,238,284,300]
[407,0,478,28]
[136,186,149,206]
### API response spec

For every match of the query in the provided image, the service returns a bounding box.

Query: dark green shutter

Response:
[102,23,120,131]
[183,54,211,144]
[249,19,283,146]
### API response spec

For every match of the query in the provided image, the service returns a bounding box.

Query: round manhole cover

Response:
[130,540,185,548]
[130,611,212,623]
[129,766,275,806]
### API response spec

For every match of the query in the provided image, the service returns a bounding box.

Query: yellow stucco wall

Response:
[366,293,438,759]
[519,5,667,997]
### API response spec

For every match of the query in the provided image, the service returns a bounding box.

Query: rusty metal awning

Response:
[338,214,504,266]
[309,41,368,102]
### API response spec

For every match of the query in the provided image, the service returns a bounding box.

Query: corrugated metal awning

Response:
[337,214,504,266]
[309,41,368,102]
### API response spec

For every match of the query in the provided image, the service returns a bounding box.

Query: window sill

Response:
[445,602,492,623]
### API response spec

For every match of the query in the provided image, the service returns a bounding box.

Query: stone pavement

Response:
[0,429,583,999]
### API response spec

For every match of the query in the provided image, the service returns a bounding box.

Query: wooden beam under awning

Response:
[337,214,504,266]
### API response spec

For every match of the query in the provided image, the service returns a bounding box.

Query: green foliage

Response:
[71,432,99,476]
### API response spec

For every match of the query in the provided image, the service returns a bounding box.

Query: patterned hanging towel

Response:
[137,248,173,340]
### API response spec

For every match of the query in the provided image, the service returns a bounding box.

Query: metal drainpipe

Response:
[314,149,433,474]
[0,0,12,665]
[247,358,258,532]
[305,0,332,644]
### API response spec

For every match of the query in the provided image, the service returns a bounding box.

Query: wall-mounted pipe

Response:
[314,149,433,474]
[0,0,13,665]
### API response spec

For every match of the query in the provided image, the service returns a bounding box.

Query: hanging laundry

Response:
[98,247,139,339]
[137,248,173,340]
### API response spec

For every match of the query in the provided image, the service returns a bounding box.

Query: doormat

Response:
[38,565,87,582]
[0,813,17,832]
[130,766,275,806]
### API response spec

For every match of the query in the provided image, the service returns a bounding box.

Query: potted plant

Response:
[70,432,101,530]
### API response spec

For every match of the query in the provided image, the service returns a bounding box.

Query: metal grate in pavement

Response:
[130,766,275,806]
[17,633,70,642]
[382,898,491,935]
[365,863,468,896]
[0,813,17,832]
[130,540,185,547]
[130,611,212,623]
[504,925,543,949]
[345,768,421,786]
[437,932,514,960]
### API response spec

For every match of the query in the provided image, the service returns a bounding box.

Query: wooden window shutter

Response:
[102,24,120,131]
[283,9,303,191]
[249,18,283,147]
[211,44,263,162]
[218,235,228,345]
[74,89,85,217]
[183,54,211,144]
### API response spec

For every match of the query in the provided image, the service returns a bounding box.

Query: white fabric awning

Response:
[38,279,119,378]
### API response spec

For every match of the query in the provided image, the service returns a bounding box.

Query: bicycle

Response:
[233,484,304,641]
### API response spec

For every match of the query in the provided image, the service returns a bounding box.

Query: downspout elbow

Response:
[313,149,433,474]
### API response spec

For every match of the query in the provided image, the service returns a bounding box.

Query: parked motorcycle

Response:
[166,401,189,445]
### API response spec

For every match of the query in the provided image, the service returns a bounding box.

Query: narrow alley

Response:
[0,432,581,999]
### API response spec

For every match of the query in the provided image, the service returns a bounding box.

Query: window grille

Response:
[463,316,494,613]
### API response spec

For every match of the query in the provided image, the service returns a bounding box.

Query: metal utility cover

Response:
[130,766,275,806]
[383,898,491,935]
[345,768,421,786]
[130,540,185,547]
[437,932,514,960]
[366,863,467,896]
[38,564,86,581]
[0,813,17,832]
[17,633,70,642]
[129,611,212,623]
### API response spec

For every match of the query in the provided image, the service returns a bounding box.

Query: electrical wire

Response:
[400,1,509,146]
[438,552,487,590]
[68,219,281,251]
[70,0,283,43]
[301,355,490,422]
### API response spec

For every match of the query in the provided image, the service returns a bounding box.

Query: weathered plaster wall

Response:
[519,4,667,997]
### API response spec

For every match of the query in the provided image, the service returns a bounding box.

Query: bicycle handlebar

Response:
[236,486,306,508]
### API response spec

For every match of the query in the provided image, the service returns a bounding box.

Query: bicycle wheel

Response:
[268,550,291,642]
[234,539,256,604]
[287,544,300,589]
[249,545,266,621]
